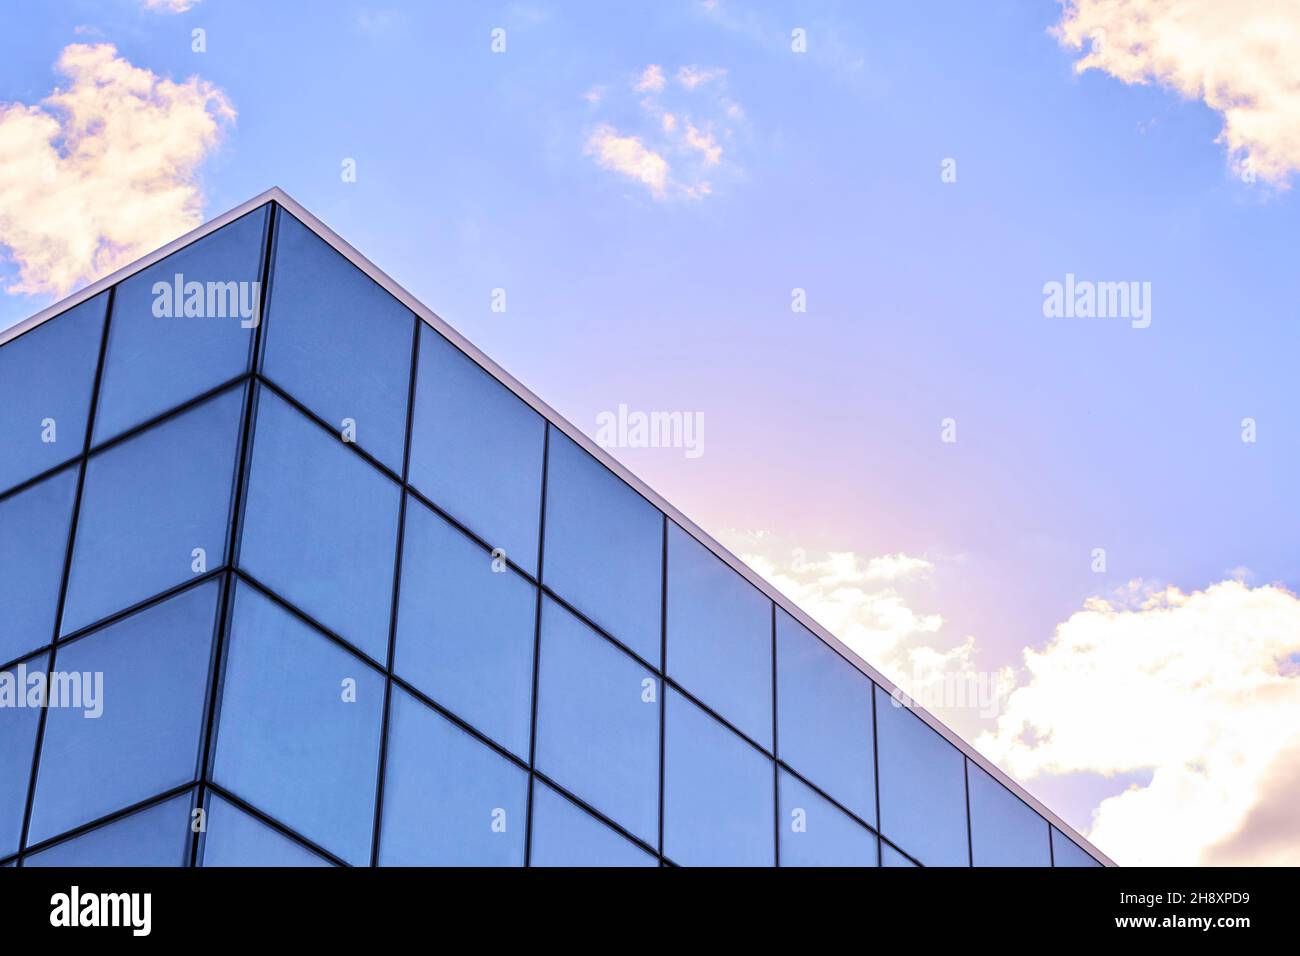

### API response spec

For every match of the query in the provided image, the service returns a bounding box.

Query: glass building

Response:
[0,189,1109,868]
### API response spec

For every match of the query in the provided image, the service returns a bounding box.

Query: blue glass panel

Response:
[778,770,875,867]
[968,761,1051,866]
[260,211,414,473]
[61,385,243,636]
[25,793,191,867]
[663,688,774,867]
[541,430,661,664]
[0,293,106,492]
[379,687,527,866]
[776,609,875,822]
[874,688,969,866]
[200,793,331,867]
[240,388,400,663]
[212,581,384,867]
[28,581,218,845]
[408,330,545,575]
[528,780,656,867]
[535,597,659,845]
[1052,825,1103,867]
[881,843,917,867]
[0,467,76,664]
[93,207,266,444]
[394,499,535,758]
[666,522,772,749]
[0,652,46,857]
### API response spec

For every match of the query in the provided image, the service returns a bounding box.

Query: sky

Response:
[2,0,1299,866]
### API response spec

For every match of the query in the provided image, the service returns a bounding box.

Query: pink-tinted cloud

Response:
[0,43,234,297]
[1055,0,1300,184]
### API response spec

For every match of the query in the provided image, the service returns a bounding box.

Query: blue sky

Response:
[3,0,1299,864]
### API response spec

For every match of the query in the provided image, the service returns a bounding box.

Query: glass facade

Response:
[0,197,1106,868]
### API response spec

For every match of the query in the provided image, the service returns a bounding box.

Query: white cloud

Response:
[682,123,722,166]
[677,65,726,89]
[142,0,199,12]
[583,125,669,198]
[978,578,1300,865]
[0,43,233,298]
[584,62,743,201]
[731,530,1300,865]
[634,64,665,93]
[723,533,989,706]
[1054,0,1300,184]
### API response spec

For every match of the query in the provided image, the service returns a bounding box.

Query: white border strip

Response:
[1,187,1115,866]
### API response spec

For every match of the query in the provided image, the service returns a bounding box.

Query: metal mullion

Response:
[530,767,660,862]
[964,757,975,867]
[206,781,346,868]
[20,782,197,860]
[256,374,404,486]
[776,757,883,841]
[873,682,884,865]
[15,284,115,864]
[524,424,550,866]
[369,313,421,868]
[771,600,780,867]
[404,482,538,587]
[0,457,81,505]
[538,584,662,675]
[657,512,668,863]
[190,203,278,867]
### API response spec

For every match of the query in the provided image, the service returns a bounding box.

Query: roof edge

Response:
[0,186,1117,866]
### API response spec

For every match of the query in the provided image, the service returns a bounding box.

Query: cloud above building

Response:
[582,61,745,201]
[741,534,1300,865]
[141,0,200,12]
[1054,0,1300,184]
[978,578,1300,865]
[0,43,233,298]
[722,533,996,710]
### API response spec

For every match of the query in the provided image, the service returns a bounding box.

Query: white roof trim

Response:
[1,186,1115,866]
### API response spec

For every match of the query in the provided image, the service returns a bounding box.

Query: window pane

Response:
[25,792,192,867]
[240,387,400,663]
[1052,825,1102,867]
[874,688,969,867]
[968,761,1051,866]
[778,769,876,867]
[542,429,661,664]
[212,581,384,867]
[0,292,106,492]
[61,385,244,636]
[881,843,917,867]
[528,780,656,867]
[378,687,527,866]
[664,688,774,867]
[0,652,46,857]
[535,597,659,846]
[92,207,266,445]
[200,793,332,867]
[666,522,771,749]
[394,499,536,759]
[408,330,545,576]
[776,609,875,823]
[260,211,414,473]
[0,467,76,665]
[28,581,218,845]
